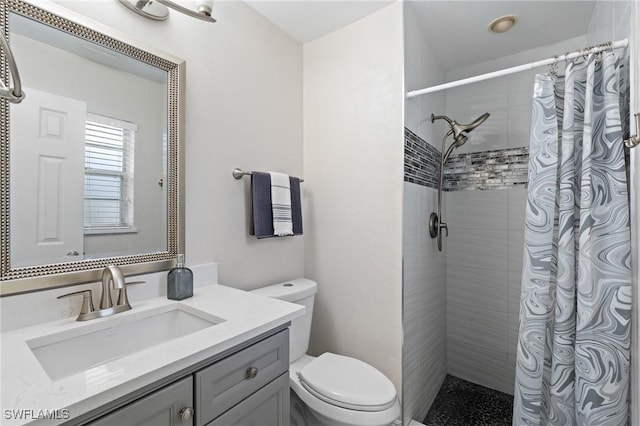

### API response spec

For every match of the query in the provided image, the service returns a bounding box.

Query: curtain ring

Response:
[597,41,612,63]
[564,51,572,65]
[548,56,559,77]
[595,50,603,63]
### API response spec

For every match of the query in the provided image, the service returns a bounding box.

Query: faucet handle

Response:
[116,281,146,309]
[439,221,449,237]
[58,290,95,320]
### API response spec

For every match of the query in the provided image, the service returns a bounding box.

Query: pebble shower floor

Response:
[423,375,513,426]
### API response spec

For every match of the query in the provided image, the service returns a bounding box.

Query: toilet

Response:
[251,278,401,426]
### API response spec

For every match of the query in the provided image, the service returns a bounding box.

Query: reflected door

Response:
[10,87,86,267]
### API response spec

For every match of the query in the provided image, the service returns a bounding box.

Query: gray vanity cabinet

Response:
[207,374,289,426]
[195,329,289,424]
[82,328,289,426]
[89,377,194,426]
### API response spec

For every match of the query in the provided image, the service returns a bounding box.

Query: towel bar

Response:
[232,168,304,182]
[0,32,25,103]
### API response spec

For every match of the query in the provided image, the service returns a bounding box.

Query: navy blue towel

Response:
[290,176,303,235]
[250,172,303,238]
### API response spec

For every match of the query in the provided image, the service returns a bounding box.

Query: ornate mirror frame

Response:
[0,0,185,296]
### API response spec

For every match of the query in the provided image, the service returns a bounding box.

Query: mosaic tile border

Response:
[444,147,529,191]
[404,126,530,191]
[404,128,441,189]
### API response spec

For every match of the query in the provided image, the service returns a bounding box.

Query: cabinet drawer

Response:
[196,329,289,425]
[206,373,290,426]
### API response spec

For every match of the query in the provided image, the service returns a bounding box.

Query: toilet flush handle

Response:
[246,367,259,379]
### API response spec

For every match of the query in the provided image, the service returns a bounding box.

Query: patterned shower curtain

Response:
[513,51,632,425]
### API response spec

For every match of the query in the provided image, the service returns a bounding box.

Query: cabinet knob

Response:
[179,407,194,423]
[246,366,259,379]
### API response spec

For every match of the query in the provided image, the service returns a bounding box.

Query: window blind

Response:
[84,114,137,231]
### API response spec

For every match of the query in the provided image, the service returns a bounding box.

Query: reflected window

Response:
[84,113,137,234]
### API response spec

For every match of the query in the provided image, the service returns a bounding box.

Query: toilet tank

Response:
[250,278,317,362]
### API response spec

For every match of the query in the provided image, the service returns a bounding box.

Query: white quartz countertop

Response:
[1,284,304,425]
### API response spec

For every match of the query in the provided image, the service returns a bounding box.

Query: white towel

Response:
[269,172,294,236]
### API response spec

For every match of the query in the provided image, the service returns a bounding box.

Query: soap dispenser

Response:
[167,254,193,300]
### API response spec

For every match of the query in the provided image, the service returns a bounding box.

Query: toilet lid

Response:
[298,353,397,412]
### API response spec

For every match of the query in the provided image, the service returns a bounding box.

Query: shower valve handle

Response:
[440,222,449,237]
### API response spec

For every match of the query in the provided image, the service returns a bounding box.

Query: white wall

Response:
[1,0,303,326]
[404,5,448,146]
[303,2,404,393]
[586,0,631,44]
[49,0,304,289]
[401,2,448,424]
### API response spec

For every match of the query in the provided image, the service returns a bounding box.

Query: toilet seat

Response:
[298,353,397,412]
[290,354,401,426]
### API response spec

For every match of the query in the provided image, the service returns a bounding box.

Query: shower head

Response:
[432,112,489,165]
[451,112,490,139]
[431,112,490,142]
[429,112,490,252]
[442,133,469,165]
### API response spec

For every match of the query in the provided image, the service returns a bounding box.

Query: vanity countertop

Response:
[0,284,304,425]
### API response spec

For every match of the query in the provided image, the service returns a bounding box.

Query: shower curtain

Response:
[513,51,632,425]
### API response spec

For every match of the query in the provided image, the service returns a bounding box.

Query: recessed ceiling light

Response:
[488,15,517,33]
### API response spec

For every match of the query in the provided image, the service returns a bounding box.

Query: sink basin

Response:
[28,304,224,381]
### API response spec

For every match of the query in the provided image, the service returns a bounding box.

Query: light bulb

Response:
[488,15,517,34]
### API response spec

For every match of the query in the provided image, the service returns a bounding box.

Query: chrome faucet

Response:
[100,265,126,309]
[58,265,144,321]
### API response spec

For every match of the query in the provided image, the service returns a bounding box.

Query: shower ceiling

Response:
[408,1,597,71]
[245,0,597,71]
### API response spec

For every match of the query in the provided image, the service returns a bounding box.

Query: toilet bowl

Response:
[251,279,401,426]
[289,354,400,426]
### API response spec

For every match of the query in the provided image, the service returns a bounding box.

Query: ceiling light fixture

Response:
[119,0,216,23]
[488,15,517,33]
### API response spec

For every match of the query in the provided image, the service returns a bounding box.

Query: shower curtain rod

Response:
[406,38,629,98]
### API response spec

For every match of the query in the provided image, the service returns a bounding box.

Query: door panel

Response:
[10,87,86,267]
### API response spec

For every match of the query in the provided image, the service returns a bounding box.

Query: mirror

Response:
[1,0,185,295]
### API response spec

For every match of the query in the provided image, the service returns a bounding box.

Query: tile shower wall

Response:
[444,147,529,191]
[402,4,448,424]
[403,0,629,409]
[443,36,592,395]
[403,181,447,420]
[445,187,526,395]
